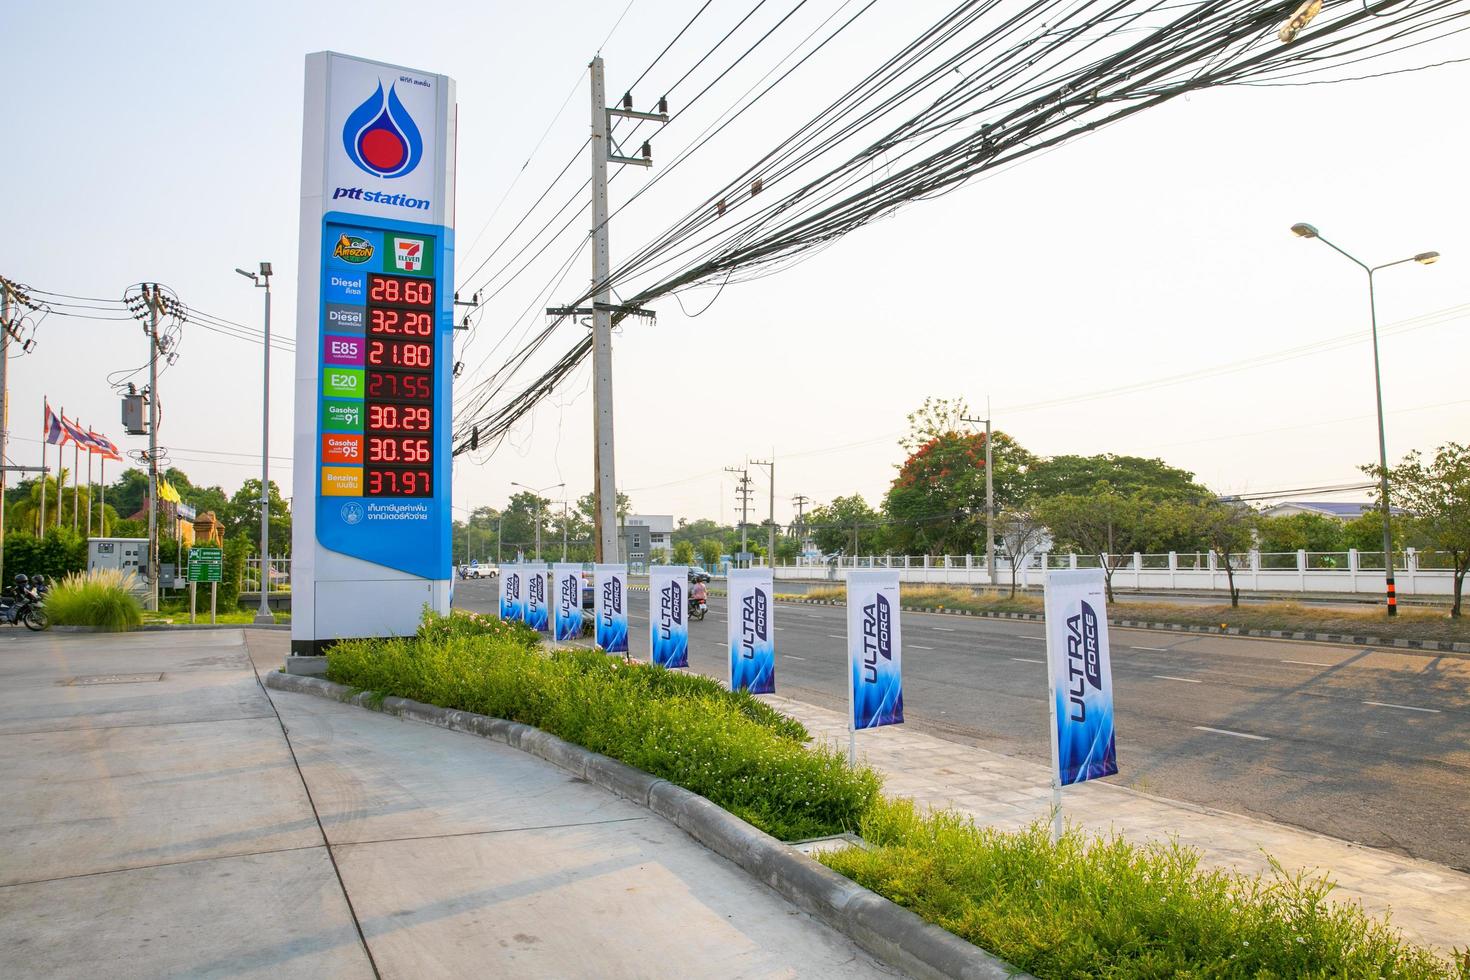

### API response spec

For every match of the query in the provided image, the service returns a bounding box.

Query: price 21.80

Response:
[367,339,432,370]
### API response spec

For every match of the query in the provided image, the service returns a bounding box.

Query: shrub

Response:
[219,535,248,609]
[327,614,876,841]
[45,568,144,631]
[820,798,1465,979]
[4,529,87,581]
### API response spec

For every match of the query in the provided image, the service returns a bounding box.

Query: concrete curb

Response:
[263,670,1029,980]
[772,597,1470,655]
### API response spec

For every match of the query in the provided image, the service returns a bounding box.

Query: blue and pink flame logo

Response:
[343,82,423,179]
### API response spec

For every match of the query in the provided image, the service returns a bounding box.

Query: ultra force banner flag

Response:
[728,567,774,694]
[1044,568,1119,786]
[650,565,689,669]
[524,568,551,633]
[594,563,628,654]
[847,570,903,729]
[500,566,523,621]
[553,564,583,642]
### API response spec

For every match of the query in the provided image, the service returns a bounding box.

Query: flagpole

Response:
[86,437,94,537]
[55,406,64,528]
[99,455,106,536]
[39,400,47,534]
[72,423,80,533]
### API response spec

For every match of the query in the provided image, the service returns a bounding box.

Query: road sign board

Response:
[188,546,223,583]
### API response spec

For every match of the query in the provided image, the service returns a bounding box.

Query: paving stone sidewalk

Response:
[760,694,1470,958]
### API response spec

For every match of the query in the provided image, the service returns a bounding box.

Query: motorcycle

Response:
[0,589,48,631]
[688,592,708,622]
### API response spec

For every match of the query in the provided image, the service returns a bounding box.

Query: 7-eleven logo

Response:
[393,237,425,272]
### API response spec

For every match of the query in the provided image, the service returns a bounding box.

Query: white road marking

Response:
[1019,636,1044,641]
[1154,675,1201,684]
[911,644,936,650]
[1282,660,1333,667]
[1011,657,1044,664]
[774,627,786,631]
[1193,726,1270,741]
[785,655,807,661]
[932,627,956,632]
[1363,700,1440,714]
[825,634,845,639]
[1131,646,1169,652]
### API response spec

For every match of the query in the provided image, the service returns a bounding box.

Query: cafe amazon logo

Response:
[332,234,374,264]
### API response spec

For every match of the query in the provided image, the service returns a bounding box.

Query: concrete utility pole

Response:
[0,284,10,582]
[962,412,996,586]
[561,500,569,562]
[145,286,163,612]
[750,457,775,566]
[726,466,752,567]
[791,494,810,555]
[587,57,668,562]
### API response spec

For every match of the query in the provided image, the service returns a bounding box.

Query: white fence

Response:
[243,557,292,594]
[764,550,1458,597]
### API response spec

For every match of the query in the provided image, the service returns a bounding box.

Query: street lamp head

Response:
[1414,251,1440,265]
[259,261,273,277]
[234,268,256,281]
[1290,222,1319,239]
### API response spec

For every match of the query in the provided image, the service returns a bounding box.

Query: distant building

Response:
[619,524,651,566]
[623,514,674,556]
[1259,501,1403,521]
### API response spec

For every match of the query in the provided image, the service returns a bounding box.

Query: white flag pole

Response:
[1043,572,1063,844]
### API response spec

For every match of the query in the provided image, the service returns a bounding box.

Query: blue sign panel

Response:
[650,566,688,669]
[728,568,774,694]
[314,211,452,579]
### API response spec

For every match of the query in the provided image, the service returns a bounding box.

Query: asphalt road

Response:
[453,580,1470,871]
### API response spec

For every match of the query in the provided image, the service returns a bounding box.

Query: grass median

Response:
[326,610,1463,976]
[797,585,1469,646]
[327,611,879,842]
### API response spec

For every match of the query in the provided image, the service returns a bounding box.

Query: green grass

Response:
[819,798,1466,979]
[327,611,876,840]
[142,608,291,626]
[44,569,144,631]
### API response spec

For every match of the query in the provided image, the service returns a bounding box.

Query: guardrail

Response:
[758,549,1458,596]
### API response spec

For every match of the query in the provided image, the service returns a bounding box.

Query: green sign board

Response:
[188,546,223,584]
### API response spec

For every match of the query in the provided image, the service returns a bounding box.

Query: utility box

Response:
[89,538,149,580]
[121,393,147,435]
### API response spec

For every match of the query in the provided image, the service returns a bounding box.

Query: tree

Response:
[884,397,1036,555]
[1025,453,1208,501]
[997,506,1048,597]
[698,538,723,570]
[805,495,884,556]
[1371,443,1470,617]
[1037,490,1154,602]
[576,491,631,523]
[1186,500,1257,608]
[501,491,553,560]
[1342,509,1405,553]
[675,518,735,547]
[673,540,696,565]
[774,535,801,563]
[224,479,291,556]
[1256,513,1345,554]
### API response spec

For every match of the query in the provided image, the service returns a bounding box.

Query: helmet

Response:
[13,574,29,586]
[31,575,45,588]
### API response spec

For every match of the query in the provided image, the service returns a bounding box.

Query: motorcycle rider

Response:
[3,574,30,603]
[689,577,708,614]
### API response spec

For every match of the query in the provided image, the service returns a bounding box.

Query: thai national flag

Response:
[43,402,65,445]
[88,430,123,461]
[60,415,96,450]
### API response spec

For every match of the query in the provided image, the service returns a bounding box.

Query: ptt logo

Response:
[343,81,423,179]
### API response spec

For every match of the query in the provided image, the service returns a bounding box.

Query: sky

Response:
[5,0,1467,533]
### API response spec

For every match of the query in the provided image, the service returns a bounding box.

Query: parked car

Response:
[687,566,712,583]
[459,563,498,580]
[581,570,595,610]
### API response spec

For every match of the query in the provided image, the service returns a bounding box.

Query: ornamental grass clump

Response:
[819,798,1466,979]
[326,612,878,841]
[44,568,144,631]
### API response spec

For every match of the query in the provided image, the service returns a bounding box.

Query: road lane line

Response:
[911,644,935,650]
[1154,675,1201,684]
[1011,657,1044,664]
[1193,726,1270,741]
[1019,636,1044,641]
[1282,660,1333,667]
[774,627,785,631]
[1131,646,1169,651]
[785,655,807,661]
[932,627,956,632]
[825,634,845,639]
[1363,700,1440,714]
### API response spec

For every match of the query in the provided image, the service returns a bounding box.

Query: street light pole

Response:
[237,263,274,624]
[510,480,564,564]
[1290,223,1438,617]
